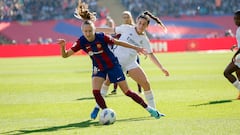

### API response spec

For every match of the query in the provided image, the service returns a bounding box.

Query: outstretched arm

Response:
[113,39,147,55]
[57,39,75,58]
[148,53,169,76]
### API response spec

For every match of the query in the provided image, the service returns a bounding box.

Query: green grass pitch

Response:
[0,52,240,135]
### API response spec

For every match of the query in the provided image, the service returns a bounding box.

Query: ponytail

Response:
[74,0,96,21]
[139,11,167,33]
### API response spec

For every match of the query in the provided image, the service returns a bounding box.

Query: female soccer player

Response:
[223,10,240,100]
[91,10,169,119]
[110,11,142,95]
[59,1,164,120]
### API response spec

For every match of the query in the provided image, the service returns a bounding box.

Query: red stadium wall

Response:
[0,37,236,57]
[151,37,236,52]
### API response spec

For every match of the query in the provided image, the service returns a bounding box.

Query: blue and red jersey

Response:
[71,32,118,71]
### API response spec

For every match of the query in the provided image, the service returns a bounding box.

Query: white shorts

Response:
[234,54,240,68]
[115,52,139,73]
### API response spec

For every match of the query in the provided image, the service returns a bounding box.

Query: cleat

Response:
[90,107,100,119]
[109,89,117,95]
[150,111,166,117]
[237,94,240,100]
[148,108,163,119]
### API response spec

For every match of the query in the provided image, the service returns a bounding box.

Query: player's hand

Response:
[136,47,147,56]
[230,44,237,51]
[57,39,66,47]
[161,68,169,76]
[160,24,168,33]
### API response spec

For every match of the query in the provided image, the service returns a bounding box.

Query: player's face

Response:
[82,23,95,41]
[122,14,131,25]
[234,15,240,26]
[136,18,148,34]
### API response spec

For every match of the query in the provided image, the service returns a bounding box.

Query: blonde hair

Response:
[74,0,96,21]
[122,11,135,25]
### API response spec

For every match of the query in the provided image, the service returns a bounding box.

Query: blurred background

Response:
[0,0,239,56]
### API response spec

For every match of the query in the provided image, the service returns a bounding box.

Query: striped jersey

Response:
[71,32,118,71]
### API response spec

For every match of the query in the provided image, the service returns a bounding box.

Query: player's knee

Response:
[223,70,229,78]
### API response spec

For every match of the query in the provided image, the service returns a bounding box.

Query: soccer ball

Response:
[99,108,116,125]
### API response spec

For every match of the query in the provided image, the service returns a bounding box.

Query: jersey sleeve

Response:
[103,34,115,45]
[142,35,153,53]
[71,39,81,52]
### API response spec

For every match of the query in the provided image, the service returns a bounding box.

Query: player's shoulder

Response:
[118,24,134,29]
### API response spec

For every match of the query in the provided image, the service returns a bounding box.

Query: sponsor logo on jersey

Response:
[97,43,102,48]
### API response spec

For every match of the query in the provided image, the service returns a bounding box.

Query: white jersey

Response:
[113,24,152,72]
[236,27,240,48]
[233,27,240,67]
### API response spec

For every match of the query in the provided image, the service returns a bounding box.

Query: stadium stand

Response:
[0,0,239,44]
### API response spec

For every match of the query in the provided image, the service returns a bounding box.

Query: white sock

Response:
[233,80,240,90]
[100,83,109,97]
[95,83,110,109]
[145,105,153,111]
[144,90,156,109]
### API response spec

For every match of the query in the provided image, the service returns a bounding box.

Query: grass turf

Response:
[0,52,240,135]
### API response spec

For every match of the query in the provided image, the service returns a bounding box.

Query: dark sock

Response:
[137,84,141,92]
[93,90,107,109]
[114,83,118,90]
[125,90,147,108]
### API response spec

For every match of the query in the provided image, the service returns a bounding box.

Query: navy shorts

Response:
[92,64,125,83]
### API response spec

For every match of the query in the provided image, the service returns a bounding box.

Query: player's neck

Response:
[135,27,144,35]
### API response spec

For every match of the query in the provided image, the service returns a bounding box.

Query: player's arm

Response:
[113,39,147,55]
[230,44,237,51]
[148,53,169,76]
[58,39,75,58]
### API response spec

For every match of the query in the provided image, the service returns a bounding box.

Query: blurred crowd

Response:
[121,0,240,18]
[0,0,108,21]
[0,0,238,44]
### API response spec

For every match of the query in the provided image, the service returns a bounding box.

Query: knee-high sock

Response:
[100,83,109,97]
[94,84,109,108]
[93,90,107,109]
[144,90,156,108]
[233,80,240,91]
[125,90,147,108]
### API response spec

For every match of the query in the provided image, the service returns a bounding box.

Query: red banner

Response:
[0,37,237,57]
[151,37,236,52]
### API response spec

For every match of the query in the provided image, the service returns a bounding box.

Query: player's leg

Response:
[236,69,240,99]
[110,83,117,95]
[92,76,107,109]
[110,65,163,119]
[136,56,142,93]
[90,71,111,119]
[117,80,164,119]
[91,76,112,119]
[101,76,111,96]
[137,83,142,93]
[127,67,157,109]
[223,61,240,99]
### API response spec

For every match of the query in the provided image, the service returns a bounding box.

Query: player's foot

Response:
[110,89,117,95]
[237,93,240,100]
[148,108,164,119]
[90,107,100,120]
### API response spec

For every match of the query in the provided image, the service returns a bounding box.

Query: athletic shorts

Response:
[92,64,125,83]
[116,53,140,73]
